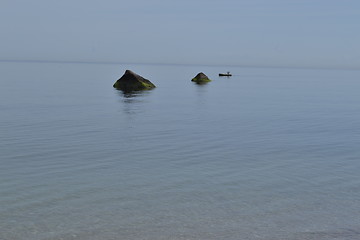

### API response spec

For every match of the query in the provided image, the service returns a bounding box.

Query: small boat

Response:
[219,71,232,77]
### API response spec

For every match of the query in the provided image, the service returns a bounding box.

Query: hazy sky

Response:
[1,0,359,69]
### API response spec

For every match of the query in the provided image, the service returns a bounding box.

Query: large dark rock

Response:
[113,70,156,92]
[191,72,211,84]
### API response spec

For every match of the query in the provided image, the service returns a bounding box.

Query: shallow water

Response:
[1,62,360,239]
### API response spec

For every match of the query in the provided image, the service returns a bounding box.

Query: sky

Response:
[1,0,359,69]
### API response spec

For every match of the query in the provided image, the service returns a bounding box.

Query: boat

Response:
[219,71,232,77]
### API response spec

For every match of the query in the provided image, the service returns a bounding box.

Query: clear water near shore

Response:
[1,61,360,240]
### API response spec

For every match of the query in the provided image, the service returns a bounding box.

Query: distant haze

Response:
[1,0,359,69]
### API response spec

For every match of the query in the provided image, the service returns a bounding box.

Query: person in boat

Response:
[219,71,232,76]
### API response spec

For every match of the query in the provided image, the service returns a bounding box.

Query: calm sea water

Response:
[1,61,360,240]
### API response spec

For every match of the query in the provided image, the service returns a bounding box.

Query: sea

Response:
[1,61,360,240]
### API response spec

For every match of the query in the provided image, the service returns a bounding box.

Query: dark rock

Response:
[191,72,211,84]
[113,70,156,92]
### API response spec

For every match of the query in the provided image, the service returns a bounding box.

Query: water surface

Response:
[1,62,360,239]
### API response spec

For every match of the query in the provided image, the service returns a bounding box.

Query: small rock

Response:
[191,72,211,84]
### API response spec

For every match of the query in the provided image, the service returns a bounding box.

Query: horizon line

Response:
[1,58,359,71]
